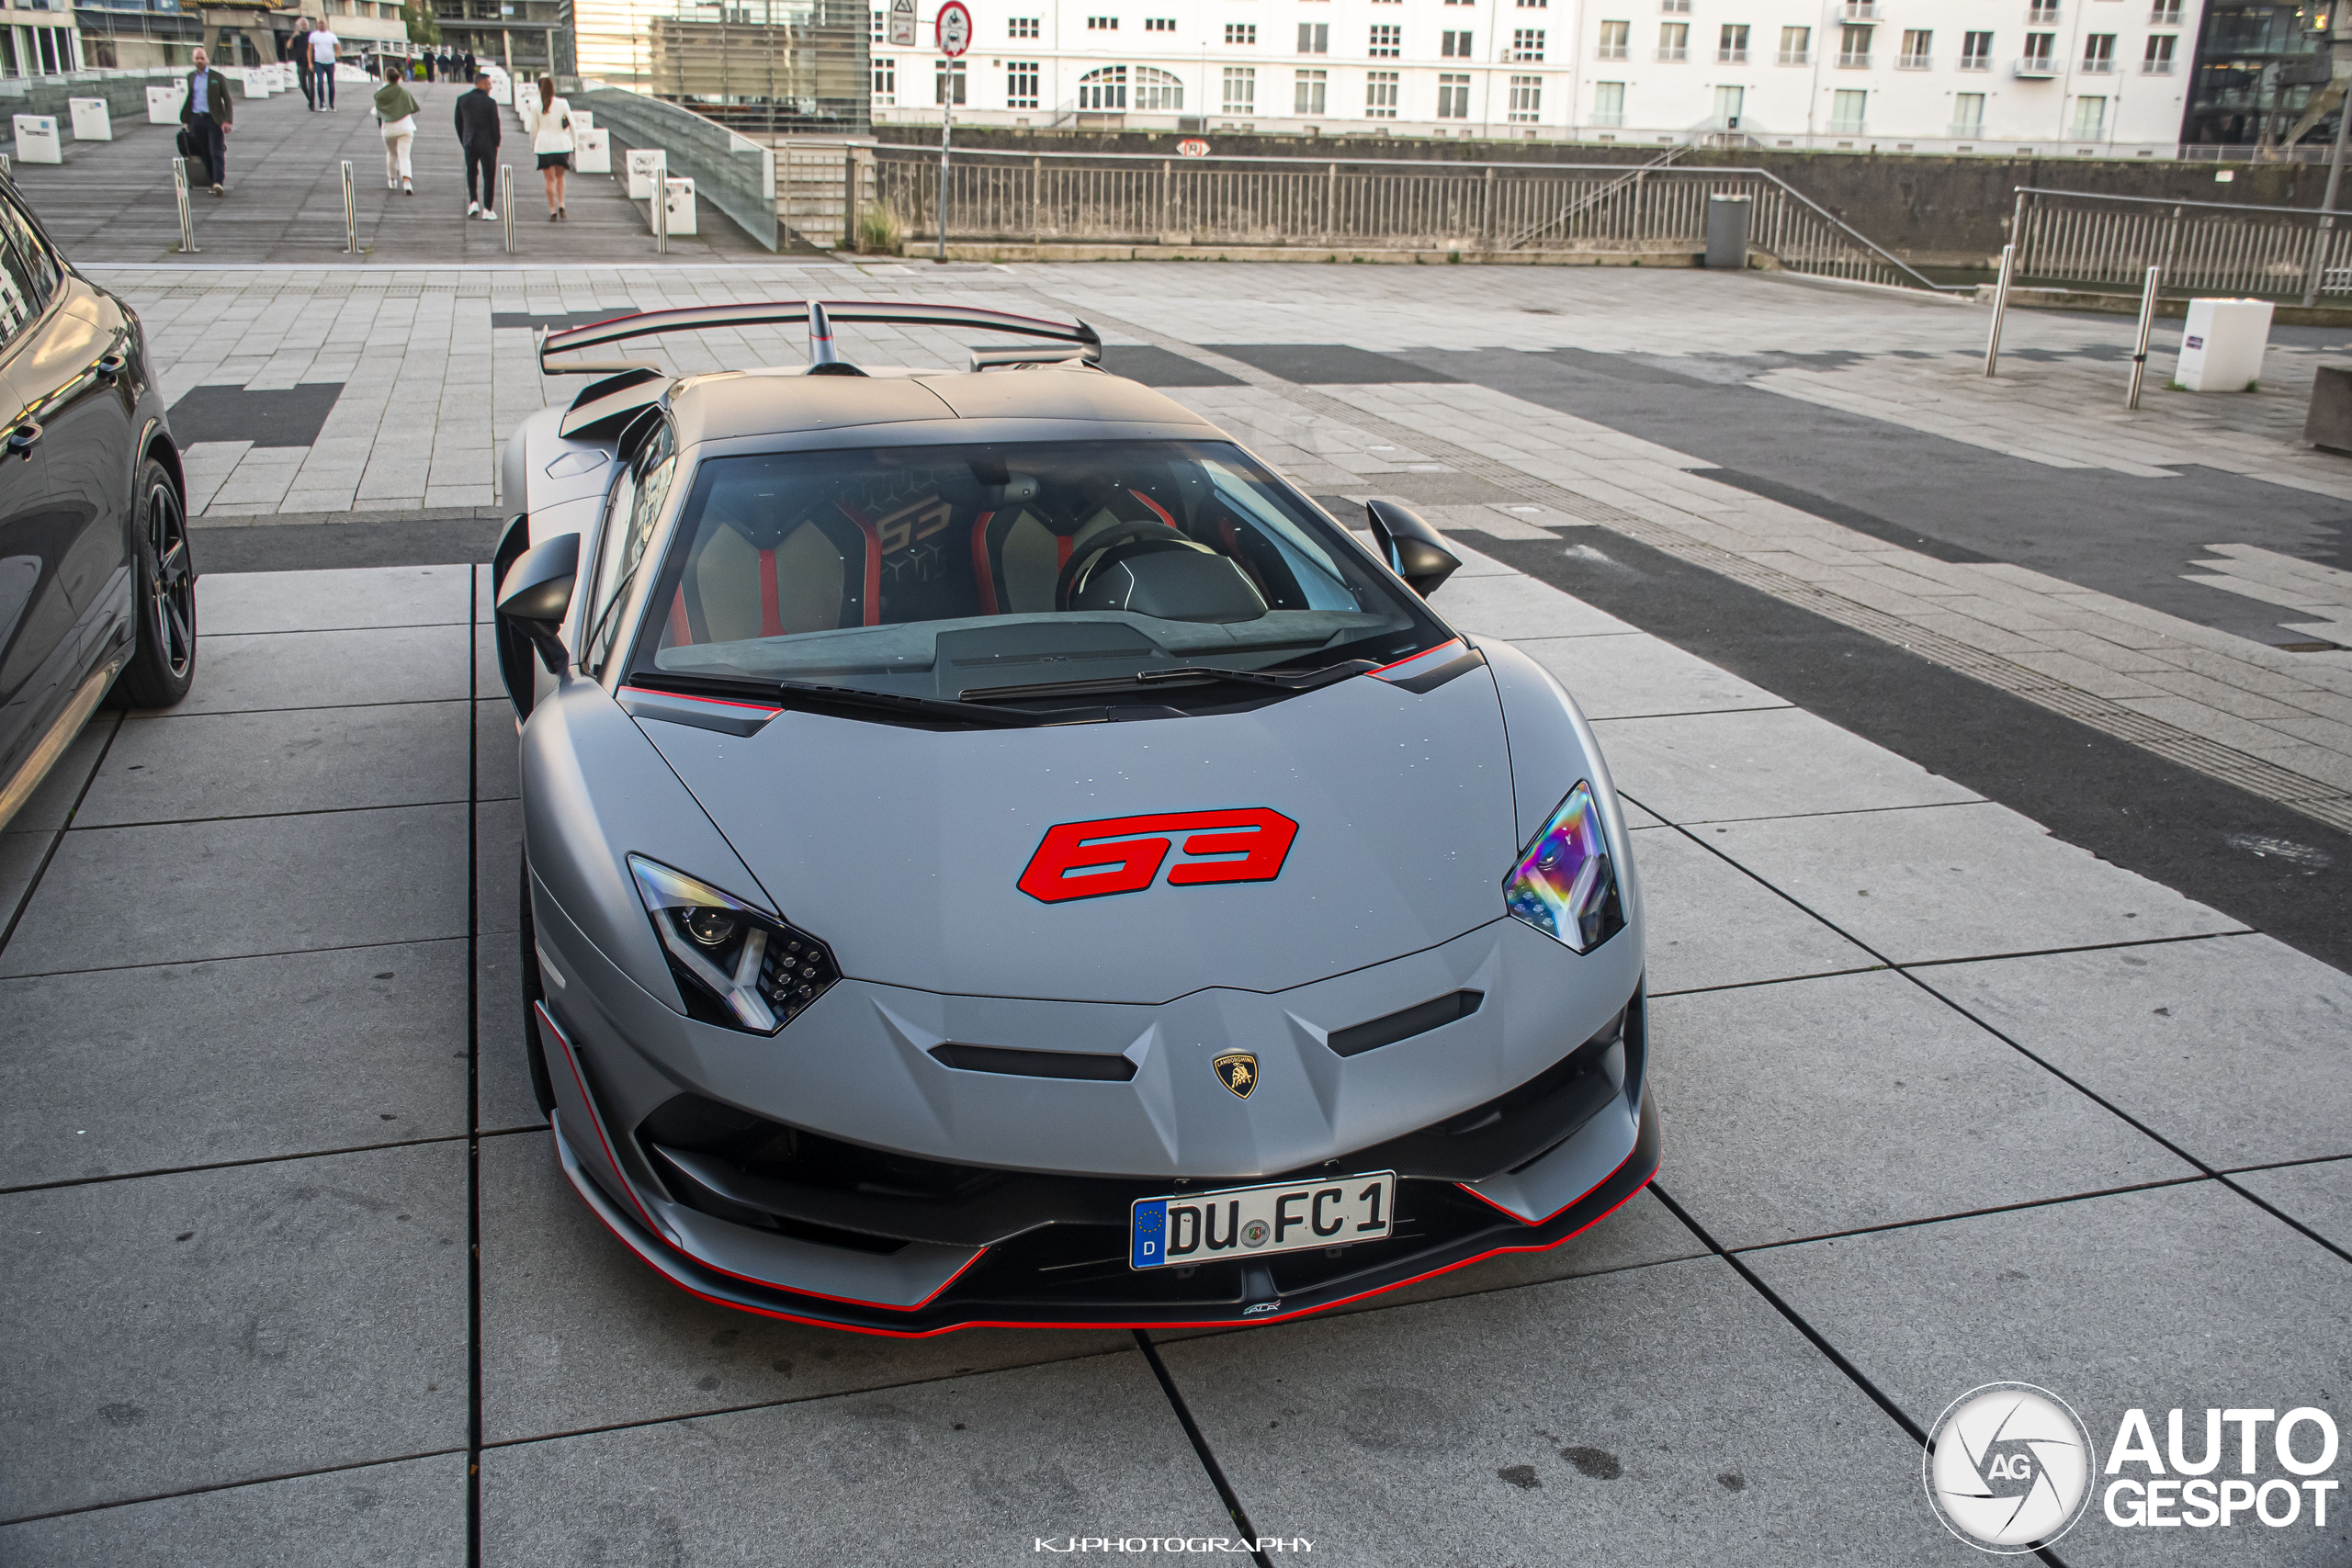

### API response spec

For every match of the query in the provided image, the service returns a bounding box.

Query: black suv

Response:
[0,173,192,829]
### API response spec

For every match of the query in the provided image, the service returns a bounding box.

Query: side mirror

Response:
[496,531,580,675]
[1365,499,1461,598]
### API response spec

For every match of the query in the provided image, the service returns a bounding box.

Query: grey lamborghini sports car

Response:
[495,301,1656,1334]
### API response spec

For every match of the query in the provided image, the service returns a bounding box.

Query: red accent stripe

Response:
[1056,535,1073,571]
[758,547,784,637]
[537,1001,665,1236]
[619,685,782,716]
[968,510,998,615]
[1128,488,1175,527]
[666,588,691,647]
[1369,637,1464,678]
[556,1113,1652,1337]
[836,500,884,626]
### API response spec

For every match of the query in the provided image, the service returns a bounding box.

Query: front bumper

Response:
[537,985,1661,1335]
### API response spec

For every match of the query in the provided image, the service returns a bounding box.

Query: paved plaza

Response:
[0,217,2348,1564]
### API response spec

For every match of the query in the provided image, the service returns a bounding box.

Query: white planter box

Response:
[12,116,62,164]
[662,175,696,236]
[147,84,186,124]
[2176,298,2274,392]
[67,98,111,141]
[625,147,666,199]
[573,127,610,175]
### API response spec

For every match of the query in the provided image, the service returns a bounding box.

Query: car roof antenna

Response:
[805,301,865,377]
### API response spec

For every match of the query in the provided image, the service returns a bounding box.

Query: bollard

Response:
[172,156,198,254]
[2125,264,2161,411]
[0,152,11,178]
[653,170,669,254]
[341,159,357,254]
[1983,243,2015,378]
[499,164,514,254]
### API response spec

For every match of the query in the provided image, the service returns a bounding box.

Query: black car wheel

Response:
[521,851,557,1116]
[115,459,196,709]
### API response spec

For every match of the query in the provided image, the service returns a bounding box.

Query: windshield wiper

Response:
[959,659,1375,705]
[634,671,1053,728]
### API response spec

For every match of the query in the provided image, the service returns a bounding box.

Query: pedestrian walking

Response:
[374,67,419,194]
[460,51,476,83]
[527,76,573,221]
[179,45,232,197]
[309,20,340,109]
[436,47,452,83]
[290,17,317,108]
[456,69,501,220]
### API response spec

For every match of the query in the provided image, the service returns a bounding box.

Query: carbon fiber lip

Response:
[552,1092,1661,1337]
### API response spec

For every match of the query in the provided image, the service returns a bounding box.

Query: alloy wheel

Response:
[145,479,194,679]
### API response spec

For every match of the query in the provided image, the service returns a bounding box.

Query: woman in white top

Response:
[528,76,574,221]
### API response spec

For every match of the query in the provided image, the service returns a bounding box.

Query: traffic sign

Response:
[888,0,914,47]
[1177,138,1210,158]
[937,0,971,57]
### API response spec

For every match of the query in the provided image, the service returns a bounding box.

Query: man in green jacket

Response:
[178,46,233,197]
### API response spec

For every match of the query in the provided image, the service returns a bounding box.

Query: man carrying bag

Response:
[177,46,232,197]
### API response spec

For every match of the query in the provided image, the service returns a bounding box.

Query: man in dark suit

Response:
[455,68,501,219]
[179,45,233,196]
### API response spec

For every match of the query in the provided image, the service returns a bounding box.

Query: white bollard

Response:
[67,98,111,141]
[11,116,62,164]
[572,127,610,175]
[341,159,357,253]
[570,109,594,131]
[146,84,186,125]
[662,175,696,237]
[500,164,515,254]
[625,147,665,200]
[2175,298,2274,392]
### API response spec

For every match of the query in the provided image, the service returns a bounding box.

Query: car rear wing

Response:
[536,300,1103,377]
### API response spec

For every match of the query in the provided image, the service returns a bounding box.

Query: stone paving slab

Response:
[1631,826,1880,998]
[2233,1157,2352,1254]
[1592,707,1983,826]
[76,702,469,825]
[172,626,471,714]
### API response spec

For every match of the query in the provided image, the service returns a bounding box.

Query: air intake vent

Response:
[929,1043,1137,1081]
[1327,989,1484,1058]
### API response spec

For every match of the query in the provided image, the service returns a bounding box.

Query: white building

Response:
[871,0,2200,156]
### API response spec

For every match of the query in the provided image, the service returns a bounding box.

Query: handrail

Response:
[1749,166,1959,289]
[1502,142,1689,251]
[2014,185,2352,220]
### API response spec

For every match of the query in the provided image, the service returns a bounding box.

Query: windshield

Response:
[622,439,1447,710]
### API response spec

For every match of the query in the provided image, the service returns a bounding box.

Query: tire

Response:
[114,459,196,710]
[520,851,557,1117]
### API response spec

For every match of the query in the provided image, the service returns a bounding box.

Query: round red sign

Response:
[1177,138,1211,158]
[936,0,972,56]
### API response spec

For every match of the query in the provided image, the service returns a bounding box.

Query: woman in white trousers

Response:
[372,70,421,193]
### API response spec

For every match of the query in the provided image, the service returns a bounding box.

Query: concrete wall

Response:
[883,125,2339,268]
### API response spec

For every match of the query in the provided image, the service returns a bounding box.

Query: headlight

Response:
[628,855,841,1033]
[1502,782,1625,953]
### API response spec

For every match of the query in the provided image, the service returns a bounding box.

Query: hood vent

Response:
[929,1043,1138,1082]
[1327,989,1484,1058]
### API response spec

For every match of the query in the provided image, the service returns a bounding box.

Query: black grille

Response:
[930,1043,1137,1081]
[1327,988,1484,1057]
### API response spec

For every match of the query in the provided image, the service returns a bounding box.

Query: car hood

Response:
[636,671,1518,1005]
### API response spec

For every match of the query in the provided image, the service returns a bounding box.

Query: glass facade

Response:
[2185,1,2334,146]
[644,0,868,134]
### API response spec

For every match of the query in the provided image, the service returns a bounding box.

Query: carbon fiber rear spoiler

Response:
[536,300,1102,376]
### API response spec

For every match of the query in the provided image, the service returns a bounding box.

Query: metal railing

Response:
[2013,185,2352,299]
[873,144,1951,290]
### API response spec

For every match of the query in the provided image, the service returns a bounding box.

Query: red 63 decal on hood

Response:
[1018,809,1299,903]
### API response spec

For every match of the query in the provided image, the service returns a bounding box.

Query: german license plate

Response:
[1129,1171,1396,1269]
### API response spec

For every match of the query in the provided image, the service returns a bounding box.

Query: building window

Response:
[2142,33,2174,72]
[1369,22,1399,54]
[2028,0,2058,20]
[1830,86,1865,131]
[1007,60,1039,106]
[1717,23,1747,62]
[935,58,966,104]
[1086,16,1116,29]
[1778,25,1808,63]
[873,56,895,103]
[2071,95,2106,137]
[1960,30,1991,69]
[1367,68,1398,115]
[1297,21,1328,51]
[1898,28,1928,67]
[1442,0,1473,7]
[1657,20,1687,60]
[1511,28,1544,59]
[1009,16,1038,36]
[1519,0,1546,7]
[1442,28,1474,55]
[1508,73,1541,120]
[2149,0,2180,19]
[1227,22,1255,43]
[1661,0,1690,12]
[2081,32,2113,71]
[870,7,884,42]
[1592,79,1624,125]
[1148,17,1176,28]
[1713,83,1745,125]
[1952,91,1984,133]
[1294,66,1326,114]
[1223,64,1254,111]
[2023,31,2054,64]
[1135,64,1182,108]
[1438,71,1471,116]
[1078,63,1126,107]
[1838,24,1871,66]
[1598,18,1629,58]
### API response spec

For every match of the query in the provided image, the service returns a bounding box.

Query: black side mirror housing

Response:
[1365,499,1462,598]
[496,531,581,675]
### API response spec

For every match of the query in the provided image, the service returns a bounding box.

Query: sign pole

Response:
[934,0,970,265]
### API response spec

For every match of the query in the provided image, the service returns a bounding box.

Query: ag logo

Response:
[1213,1051,1258,1100]
[1017,809,1298,904]
[1925,1382,2097,1553]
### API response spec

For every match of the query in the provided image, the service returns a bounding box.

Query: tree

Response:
[401,2,441,47]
